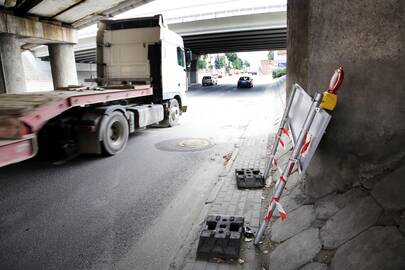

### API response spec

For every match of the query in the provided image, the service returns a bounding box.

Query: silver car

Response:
[202,76,218,86]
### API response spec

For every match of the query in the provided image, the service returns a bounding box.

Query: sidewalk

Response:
[171,77,286,270]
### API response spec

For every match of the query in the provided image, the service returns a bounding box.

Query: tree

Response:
[215,55,226,69]
[225,53,247,70]
[243,60,250,68]
[225,53,238,63]
[267,51,274,61]
[197,55,208,70]
[233,57,243,70]
[225,62,231,73]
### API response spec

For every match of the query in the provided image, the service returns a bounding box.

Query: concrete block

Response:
[330,226,405,270]
[271,205,315,242]
[197,215,244,260]
[320,196,383,249]
[300,262,327,270]
[371,165,405,211]
[235,168,265,189]
[315,188,368,220]
[269,228,322,270]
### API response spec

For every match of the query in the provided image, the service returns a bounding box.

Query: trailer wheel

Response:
[160,99,180,127]
[101,111,129,155]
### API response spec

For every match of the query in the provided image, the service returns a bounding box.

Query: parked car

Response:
[237,76,253,88]
[202,76,218,86]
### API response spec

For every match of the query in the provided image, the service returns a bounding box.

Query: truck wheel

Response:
[160,99,180,127]
[101,111,129,155]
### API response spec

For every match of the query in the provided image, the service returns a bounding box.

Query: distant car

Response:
[251,71,258,75]
[202,76,218,86]
[237,76,253,88]
[218,74,223,78]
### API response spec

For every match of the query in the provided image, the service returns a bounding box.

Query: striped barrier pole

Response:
[254,93,323,245]
[263,85,298,180]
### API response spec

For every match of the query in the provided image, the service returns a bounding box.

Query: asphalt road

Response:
[0,76,284,270]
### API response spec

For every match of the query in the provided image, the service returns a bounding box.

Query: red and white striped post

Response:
[254,93,323,245]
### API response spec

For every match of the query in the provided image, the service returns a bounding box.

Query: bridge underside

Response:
[183,27,287,54]
[45,27,287,64]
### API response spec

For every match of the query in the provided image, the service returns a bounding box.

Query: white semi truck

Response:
[0,15,190,167]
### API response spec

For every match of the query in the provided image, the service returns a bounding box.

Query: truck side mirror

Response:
[185,48,192,69]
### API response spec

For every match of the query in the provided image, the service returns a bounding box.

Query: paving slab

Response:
[400,215,405,235]
[371,165,405,211]
[330,226,405,270]
[269,228,322,270]
[299,262,327,270]
[320,195,383,249]
[314,188,368,220]
[271,205,315,242]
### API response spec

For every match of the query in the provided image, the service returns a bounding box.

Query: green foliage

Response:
[267,51,274,61]
[225,53,238,63]
[225,63,231,72]
[243,60,250,68]
[197,55,208,70]
[233,57,243,70]
[272,67,287,78]
[214,55,226,69]
[225,53,246,71]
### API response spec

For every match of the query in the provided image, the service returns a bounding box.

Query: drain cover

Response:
[177,138,210,149]
[155,138,214,152]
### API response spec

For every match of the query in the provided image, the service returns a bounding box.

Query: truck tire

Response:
[160,99,180,127]
[101,111,129,155]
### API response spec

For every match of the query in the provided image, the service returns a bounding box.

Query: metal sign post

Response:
[254,93,323,245]
[263,85,298,180]
[255,67,344,246]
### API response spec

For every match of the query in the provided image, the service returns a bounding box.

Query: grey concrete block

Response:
[269,228,322,270]
[320,196,383,249]
[183,262,194,270]
[315,188,368,220]
[205,262,219,270]
[192,261,207,270]
[271,205,315,242]
[400,215,405,235]
[330,226,405,270]
[300,262,327,270]
[371,165,405,211]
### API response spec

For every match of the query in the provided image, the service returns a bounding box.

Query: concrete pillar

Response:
[286,0,309,91]
[48,44,78,89]
[287,0,405,199]
[0,33,27,93]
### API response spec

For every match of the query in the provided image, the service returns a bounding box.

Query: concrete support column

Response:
[0,33,27,93]
[287,0,405,200]
[48,44,78,89]
[286,0,309,91]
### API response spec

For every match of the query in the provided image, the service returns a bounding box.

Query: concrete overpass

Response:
[171,11,286,54]
[33,5,287,63]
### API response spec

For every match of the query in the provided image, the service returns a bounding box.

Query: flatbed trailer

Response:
[0,85,160,167]
[0,15,190,168]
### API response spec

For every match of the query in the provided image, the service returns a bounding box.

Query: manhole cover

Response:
[177,138,211,149]
[155,138,214,152]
